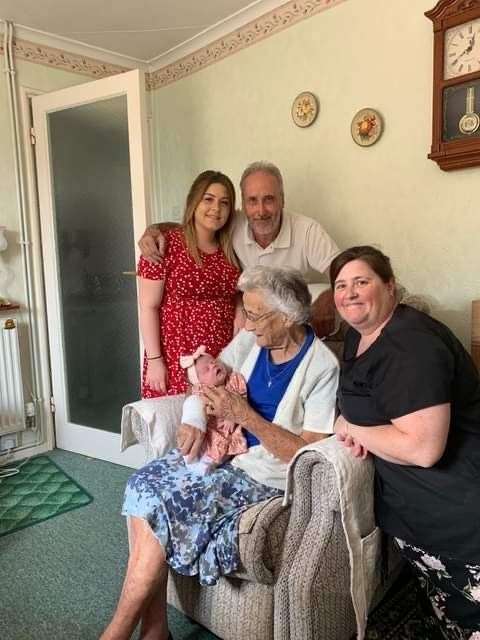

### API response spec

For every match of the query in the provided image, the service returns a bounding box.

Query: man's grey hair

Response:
[240,161,285,202]
[238,266,311,324]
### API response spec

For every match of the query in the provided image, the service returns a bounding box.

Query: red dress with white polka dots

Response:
[138,229,240,397]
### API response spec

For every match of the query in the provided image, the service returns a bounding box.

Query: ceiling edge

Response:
[147,0,291,66]
[0,21,146,70]
[0,0,348,88]
[148,0,349,90]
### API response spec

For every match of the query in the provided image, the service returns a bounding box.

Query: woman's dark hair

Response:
[329,246,395,287]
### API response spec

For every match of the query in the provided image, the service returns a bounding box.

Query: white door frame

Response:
[32,69,150,468]
[16,84,55,462]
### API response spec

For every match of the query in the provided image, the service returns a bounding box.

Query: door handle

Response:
[121,271,136,276]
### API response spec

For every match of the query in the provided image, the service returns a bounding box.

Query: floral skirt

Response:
[396,538,480,640]
[122,449,283,586]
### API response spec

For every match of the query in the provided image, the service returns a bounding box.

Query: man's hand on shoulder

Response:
[138,222,180,263]
[138,224,163,263]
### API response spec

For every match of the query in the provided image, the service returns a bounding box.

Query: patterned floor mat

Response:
[0,455,92,537]
[365,570,445,640]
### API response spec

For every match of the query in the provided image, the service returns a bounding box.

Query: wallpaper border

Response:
[148,0,347,90]
[0,38,130,79]
[0,0,347,89]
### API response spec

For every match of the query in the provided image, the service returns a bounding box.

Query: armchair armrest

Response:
[235,497,289,584]
[277,450,356,640]
[275,441,399,640]
[121,395,185,461]
[234,444,340,586]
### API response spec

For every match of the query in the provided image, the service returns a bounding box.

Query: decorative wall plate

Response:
[291,92,319,127]
[351,108,384,146]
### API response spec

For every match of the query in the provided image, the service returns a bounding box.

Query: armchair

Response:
[121,397,401,640]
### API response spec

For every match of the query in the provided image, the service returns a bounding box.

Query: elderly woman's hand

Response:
[177,423,205,462]
[335,415,369,460]
[202,386,250,424]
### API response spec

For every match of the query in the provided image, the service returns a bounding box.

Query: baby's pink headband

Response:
[179,345,207,384]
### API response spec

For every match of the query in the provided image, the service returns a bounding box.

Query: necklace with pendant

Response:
[265,349,300,388]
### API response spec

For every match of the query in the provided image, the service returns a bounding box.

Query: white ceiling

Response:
[0,0,286,66]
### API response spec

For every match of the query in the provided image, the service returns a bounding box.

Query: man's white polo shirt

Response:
[231,210,340,281]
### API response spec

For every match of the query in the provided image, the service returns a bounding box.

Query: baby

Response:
[179,345,248,474]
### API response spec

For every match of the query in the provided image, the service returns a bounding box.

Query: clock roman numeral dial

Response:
[444,19,480,79]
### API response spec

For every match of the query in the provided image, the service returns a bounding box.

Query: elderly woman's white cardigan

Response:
[219,329,339,490]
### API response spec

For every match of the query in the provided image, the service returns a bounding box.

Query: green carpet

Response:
[0,455,92,537]
[0,449,446,640]
[0,449,217,640]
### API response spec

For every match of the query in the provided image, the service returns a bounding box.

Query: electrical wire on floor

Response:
[0,451,32,482]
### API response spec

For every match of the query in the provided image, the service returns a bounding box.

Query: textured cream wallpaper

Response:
[1,0,478,348]
[151,0,480,346]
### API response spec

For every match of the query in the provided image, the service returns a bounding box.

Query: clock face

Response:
[444,18,480,79]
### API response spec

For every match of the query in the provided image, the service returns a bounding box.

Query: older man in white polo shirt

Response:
[138,161,340,335]
[231,162,339,280]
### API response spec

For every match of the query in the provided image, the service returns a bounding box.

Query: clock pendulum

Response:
[459,86,480,134]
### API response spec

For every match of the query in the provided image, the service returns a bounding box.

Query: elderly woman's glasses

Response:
[242,309,277,324]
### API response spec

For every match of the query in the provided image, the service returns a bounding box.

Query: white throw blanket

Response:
[121,396,185,461]
[284,436,381,640]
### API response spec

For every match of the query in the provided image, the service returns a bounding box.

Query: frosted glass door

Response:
[49,96,139,432]
[33,70,150,467]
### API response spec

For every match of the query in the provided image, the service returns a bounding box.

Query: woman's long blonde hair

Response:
[182,170,239,268]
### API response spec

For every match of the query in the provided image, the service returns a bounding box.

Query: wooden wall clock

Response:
[426,0,480,170]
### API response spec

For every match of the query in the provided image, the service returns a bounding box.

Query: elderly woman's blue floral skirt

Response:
[122,449,282,586]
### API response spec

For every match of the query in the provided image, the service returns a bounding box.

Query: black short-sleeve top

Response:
[338,305,480,562]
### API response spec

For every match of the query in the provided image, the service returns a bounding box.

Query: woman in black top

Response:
[331,245,480,640]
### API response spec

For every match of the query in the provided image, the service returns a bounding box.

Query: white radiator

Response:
[0,319,26,435]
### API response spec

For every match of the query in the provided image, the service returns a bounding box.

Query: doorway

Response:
[32,70,150,466]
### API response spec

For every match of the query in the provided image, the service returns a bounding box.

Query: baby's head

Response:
[180,346,228,387]
[194,354,228,386]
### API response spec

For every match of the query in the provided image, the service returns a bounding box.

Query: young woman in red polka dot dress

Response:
[137,170,241,397]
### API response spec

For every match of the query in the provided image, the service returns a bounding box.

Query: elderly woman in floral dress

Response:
[331,245,480,640]
[100,266,339,640]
